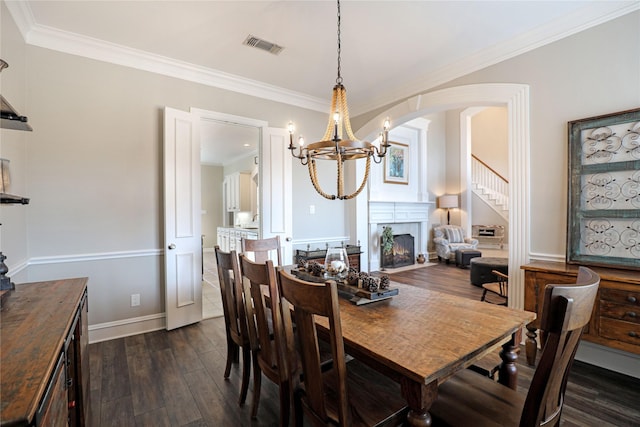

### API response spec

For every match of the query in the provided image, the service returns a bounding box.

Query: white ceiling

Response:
[5,1,639,165]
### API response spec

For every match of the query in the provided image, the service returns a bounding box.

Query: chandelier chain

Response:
[336,0,342,85]
[288,0,389,201]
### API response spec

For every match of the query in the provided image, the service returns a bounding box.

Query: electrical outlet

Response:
[309,204,315,214]
[131,293,140,307]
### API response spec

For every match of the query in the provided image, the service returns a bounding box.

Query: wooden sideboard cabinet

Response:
[522,261,639,365]
[1,278,90,426]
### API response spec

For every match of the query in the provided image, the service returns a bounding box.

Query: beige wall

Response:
[3,5,638,346]
[0,2,29,282]
[471,107,508,180]
[1,4,336,331]
[439,11,640,258]
[355,10,640,260]
[471,107,509,243]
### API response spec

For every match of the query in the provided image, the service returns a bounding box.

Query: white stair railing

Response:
[471,155,509,220]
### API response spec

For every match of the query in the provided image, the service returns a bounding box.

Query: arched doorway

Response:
[355,83,530,309]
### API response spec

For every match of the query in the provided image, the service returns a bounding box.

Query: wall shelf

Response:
[0,193,30,204]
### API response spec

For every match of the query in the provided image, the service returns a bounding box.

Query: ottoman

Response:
[455,249,482,268]
[470,257,508,287]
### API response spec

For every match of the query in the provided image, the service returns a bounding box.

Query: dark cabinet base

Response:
[522,262,639,365]
[296,246,362,272]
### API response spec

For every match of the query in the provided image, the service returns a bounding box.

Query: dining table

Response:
[309,280,536,427]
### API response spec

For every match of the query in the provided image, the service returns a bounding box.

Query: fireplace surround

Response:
[369,201,431,271]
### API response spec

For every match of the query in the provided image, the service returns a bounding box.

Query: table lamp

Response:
[438,195,458,225]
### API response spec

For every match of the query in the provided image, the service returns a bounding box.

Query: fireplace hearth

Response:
[381,234,415,269]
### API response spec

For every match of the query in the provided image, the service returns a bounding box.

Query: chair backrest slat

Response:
[520,266,599,427]
[277,269,350,426]
[214,246,247,342]
[240,254,288,381]
[242,236,283,266]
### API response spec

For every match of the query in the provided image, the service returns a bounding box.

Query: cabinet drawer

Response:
[535,272,577,285]
[599,317,640,346]
[600,288,640,306]
[600,301,640,324]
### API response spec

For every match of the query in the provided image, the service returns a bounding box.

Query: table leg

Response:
[400,378,438,427]
[498,333,519,390]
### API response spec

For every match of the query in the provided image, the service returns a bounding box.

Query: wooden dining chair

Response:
[430,266,600,427]
[239,254,292,426]
[277,269,408,427]
[480,269,508,306]
[242,235,283,266]
[214,246,251,405]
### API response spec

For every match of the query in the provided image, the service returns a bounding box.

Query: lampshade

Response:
[438,195,458,209]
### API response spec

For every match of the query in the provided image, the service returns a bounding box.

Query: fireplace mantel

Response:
[369,202,431,223]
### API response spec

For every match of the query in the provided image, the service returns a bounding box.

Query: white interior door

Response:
[260,127,293,263]
[163,107,202,330]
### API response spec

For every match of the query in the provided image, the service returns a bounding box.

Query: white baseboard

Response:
[575,341,640,379]
[89,313,166,343]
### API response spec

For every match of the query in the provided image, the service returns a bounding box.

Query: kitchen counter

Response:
[217,226,259,252]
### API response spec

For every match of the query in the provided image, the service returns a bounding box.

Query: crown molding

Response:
[4,1,328,113]
[5,1,639,116]
[353,1,640,114]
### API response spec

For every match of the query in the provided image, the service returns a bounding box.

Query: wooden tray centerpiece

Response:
[291,263,398,305]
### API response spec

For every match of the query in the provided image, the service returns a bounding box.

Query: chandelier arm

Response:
[343,154,371,200]
[308,159,336,200]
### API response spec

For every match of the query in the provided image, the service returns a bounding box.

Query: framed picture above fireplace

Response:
[566,108,640,270]
[384,141,409,185]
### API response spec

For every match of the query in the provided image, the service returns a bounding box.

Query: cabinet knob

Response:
[629,331,638,338]
[627,296,637,303]
[627,311,637,318]
[286,237,292,242]
[168,244,176,250]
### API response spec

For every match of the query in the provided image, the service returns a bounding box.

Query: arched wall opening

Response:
[355,83,530,309]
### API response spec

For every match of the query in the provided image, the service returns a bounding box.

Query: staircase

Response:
[471,155,508,221]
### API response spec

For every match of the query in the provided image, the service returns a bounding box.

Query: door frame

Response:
[191,108,293,262]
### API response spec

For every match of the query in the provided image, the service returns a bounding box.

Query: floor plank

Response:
[90,262,640,426]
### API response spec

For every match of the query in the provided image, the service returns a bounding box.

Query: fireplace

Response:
[381,234,415,269]
[368,201,432,271]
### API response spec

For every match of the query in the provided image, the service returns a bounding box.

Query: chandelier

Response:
[288,0,391,200]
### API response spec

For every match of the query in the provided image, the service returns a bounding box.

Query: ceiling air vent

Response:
[243,35,284,55]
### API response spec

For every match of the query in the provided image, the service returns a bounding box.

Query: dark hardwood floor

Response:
[90,263,640,426]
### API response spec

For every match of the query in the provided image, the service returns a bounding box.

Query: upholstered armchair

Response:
[433,225,479,263]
